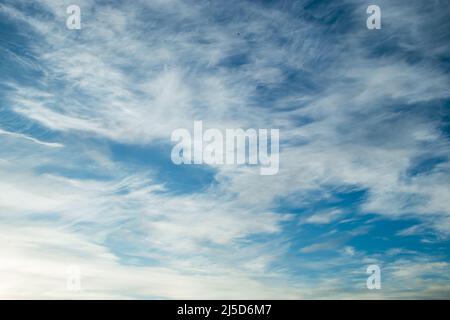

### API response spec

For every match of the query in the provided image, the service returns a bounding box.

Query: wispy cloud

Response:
[1,0,449,298]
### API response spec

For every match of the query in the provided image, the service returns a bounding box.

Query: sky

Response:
[0,0,450,299]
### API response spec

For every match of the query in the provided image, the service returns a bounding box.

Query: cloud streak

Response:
[0,0,449,298]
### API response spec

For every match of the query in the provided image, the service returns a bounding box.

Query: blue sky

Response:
[0,0,450,298]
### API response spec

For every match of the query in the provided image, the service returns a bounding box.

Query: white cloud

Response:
[302,209,345,225]
[1,0,449,298]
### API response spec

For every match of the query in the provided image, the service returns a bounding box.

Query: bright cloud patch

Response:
[0,0,450,299]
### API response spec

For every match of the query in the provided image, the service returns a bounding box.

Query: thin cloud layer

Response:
[0,0,449,298]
